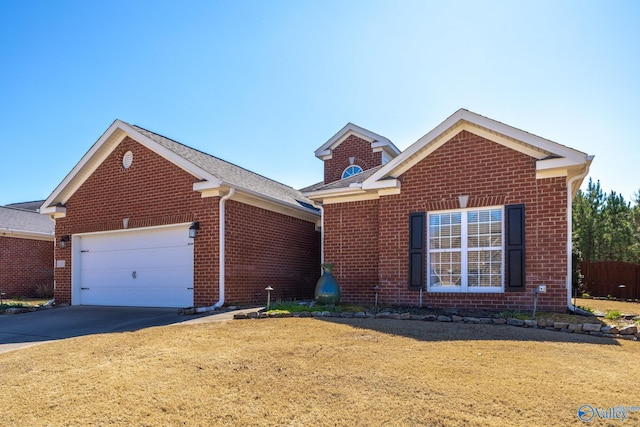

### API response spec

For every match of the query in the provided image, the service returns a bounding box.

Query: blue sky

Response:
[1,0,638,206]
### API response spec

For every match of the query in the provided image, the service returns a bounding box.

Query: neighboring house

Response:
[304,109,593,312]
[40,120,320,308]
[0,202,54,297]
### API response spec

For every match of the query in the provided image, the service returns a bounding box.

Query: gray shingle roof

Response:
[0,205,54,236]
[130,124,318,212]
[301,165,384,193]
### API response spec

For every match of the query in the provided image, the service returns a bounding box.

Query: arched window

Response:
[342,165,363,179]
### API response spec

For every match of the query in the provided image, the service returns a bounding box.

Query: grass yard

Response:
[1,316,639,426]
[576,297,640,316]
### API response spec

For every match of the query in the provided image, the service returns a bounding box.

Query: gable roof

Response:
[0,205,54,240]
[40,120,319,223]
[305,109,593,203]
[314,122,401,161]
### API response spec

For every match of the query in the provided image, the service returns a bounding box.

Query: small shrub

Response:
[581,293,591,299]
[605,309,622,320]
[35,283,54,299]
[578,305,594,314]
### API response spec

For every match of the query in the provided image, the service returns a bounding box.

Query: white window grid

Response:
[428,207,504,293]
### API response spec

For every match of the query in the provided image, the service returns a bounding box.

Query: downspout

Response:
[566,168,589,313]
[196,188,235,313]
[319,204,325,265]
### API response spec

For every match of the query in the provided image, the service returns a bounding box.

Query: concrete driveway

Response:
[0,305,246,354]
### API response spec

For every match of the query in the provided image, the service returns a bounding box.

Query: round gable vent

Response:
[122,151,133,169]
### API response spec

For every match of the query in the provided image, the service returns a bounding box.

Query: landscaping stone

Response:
[341,312,354,318]
[376,312,390,319]
[389,313,401,320]
[493,318,506,325]
[465,317,480,324]
[567,323,582,332]
[507,318,525,326]
[451,315,463,322]
[619,325,638,335]
[582,323,601,332]
[553,322,569,330]
[602,334,617,338]
[311,311,322,317]
[353,312,366,318]
[299,311,311,318]
[589,331,603,337]
[259,312,268,318]
[424,315,437,321]
[619,334,637,341]
[321,311,332,317]
[524,320,537,327]
[605,325,619,334]
[437,315,452,322]
[233,313,248,320]
[400,312,412,320]
[479,318,493,324]
[410,315,424,321]
[247,312,259,319]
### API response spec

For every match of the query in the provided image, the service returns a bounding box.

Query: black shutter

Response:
[505,204,525,292]
[408,212,425,290]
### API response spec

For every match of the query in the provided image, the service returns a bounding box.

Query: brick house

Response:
[0,202,54,298]
[304,109,593,312]
[40,120,320,308]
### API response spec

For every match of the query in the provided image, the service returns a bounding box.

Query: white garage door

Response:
[76,225,194,308]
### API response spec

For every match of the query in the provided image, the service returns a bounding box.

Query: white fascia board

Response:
[362,178,400,190]
[0,229,55,241]
[40,205,67,219]
[41,120,223,212]
[314,123,399,160]
[364,108,590,186]
[229,186,320,223]
[41,121,127,211]
[304,186,368,200]
[456,110,588,162]
[536,156,589,171]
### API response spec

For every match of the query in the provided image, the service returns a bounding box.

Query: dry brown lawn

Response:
[1,317,639,426]
[576,297,640,316]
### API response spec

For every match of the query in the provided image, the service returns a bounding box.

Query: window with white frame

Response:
[428,207,503,292]
[342,165,363,179]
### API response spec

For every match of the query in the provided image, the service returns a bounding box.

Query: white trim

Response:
[70,222,192,306]
[314,123,400,161]
[364,109,591,188]
[427,206,505,294]
[0,229,55,241]
[566,165,591,311]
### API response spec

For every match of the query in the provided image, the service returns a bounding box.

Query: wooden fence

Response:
[579,261,640,300]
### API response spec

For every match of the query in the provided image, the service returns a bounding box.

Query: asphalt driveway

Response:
[0,305,244,353]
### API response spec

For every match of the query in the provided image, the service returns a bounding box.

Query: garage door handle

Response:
[132,271,137,279]
[187,288,194,290]
[81,287,90,290]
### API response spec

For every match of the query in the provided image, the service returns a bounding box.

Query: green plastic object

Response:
[315,263,341,305]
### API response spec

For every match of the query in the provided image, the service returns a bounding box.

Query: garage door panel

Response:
[76,225,194,308]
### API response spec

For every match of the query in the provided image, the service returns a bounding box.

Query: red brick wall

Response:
[324,135,382,184]
[323,200,380,303]
[224,201,321,305]
[324,130,569,311]
[0,236,54,298]
[54,136,319,306]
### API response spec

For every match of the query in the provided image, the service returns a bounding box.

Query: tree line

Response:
[572,178,640,264]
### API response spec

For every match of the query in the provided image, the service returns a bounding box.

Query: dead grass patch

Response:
[576,297,640,316]
[1,318,639,426]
